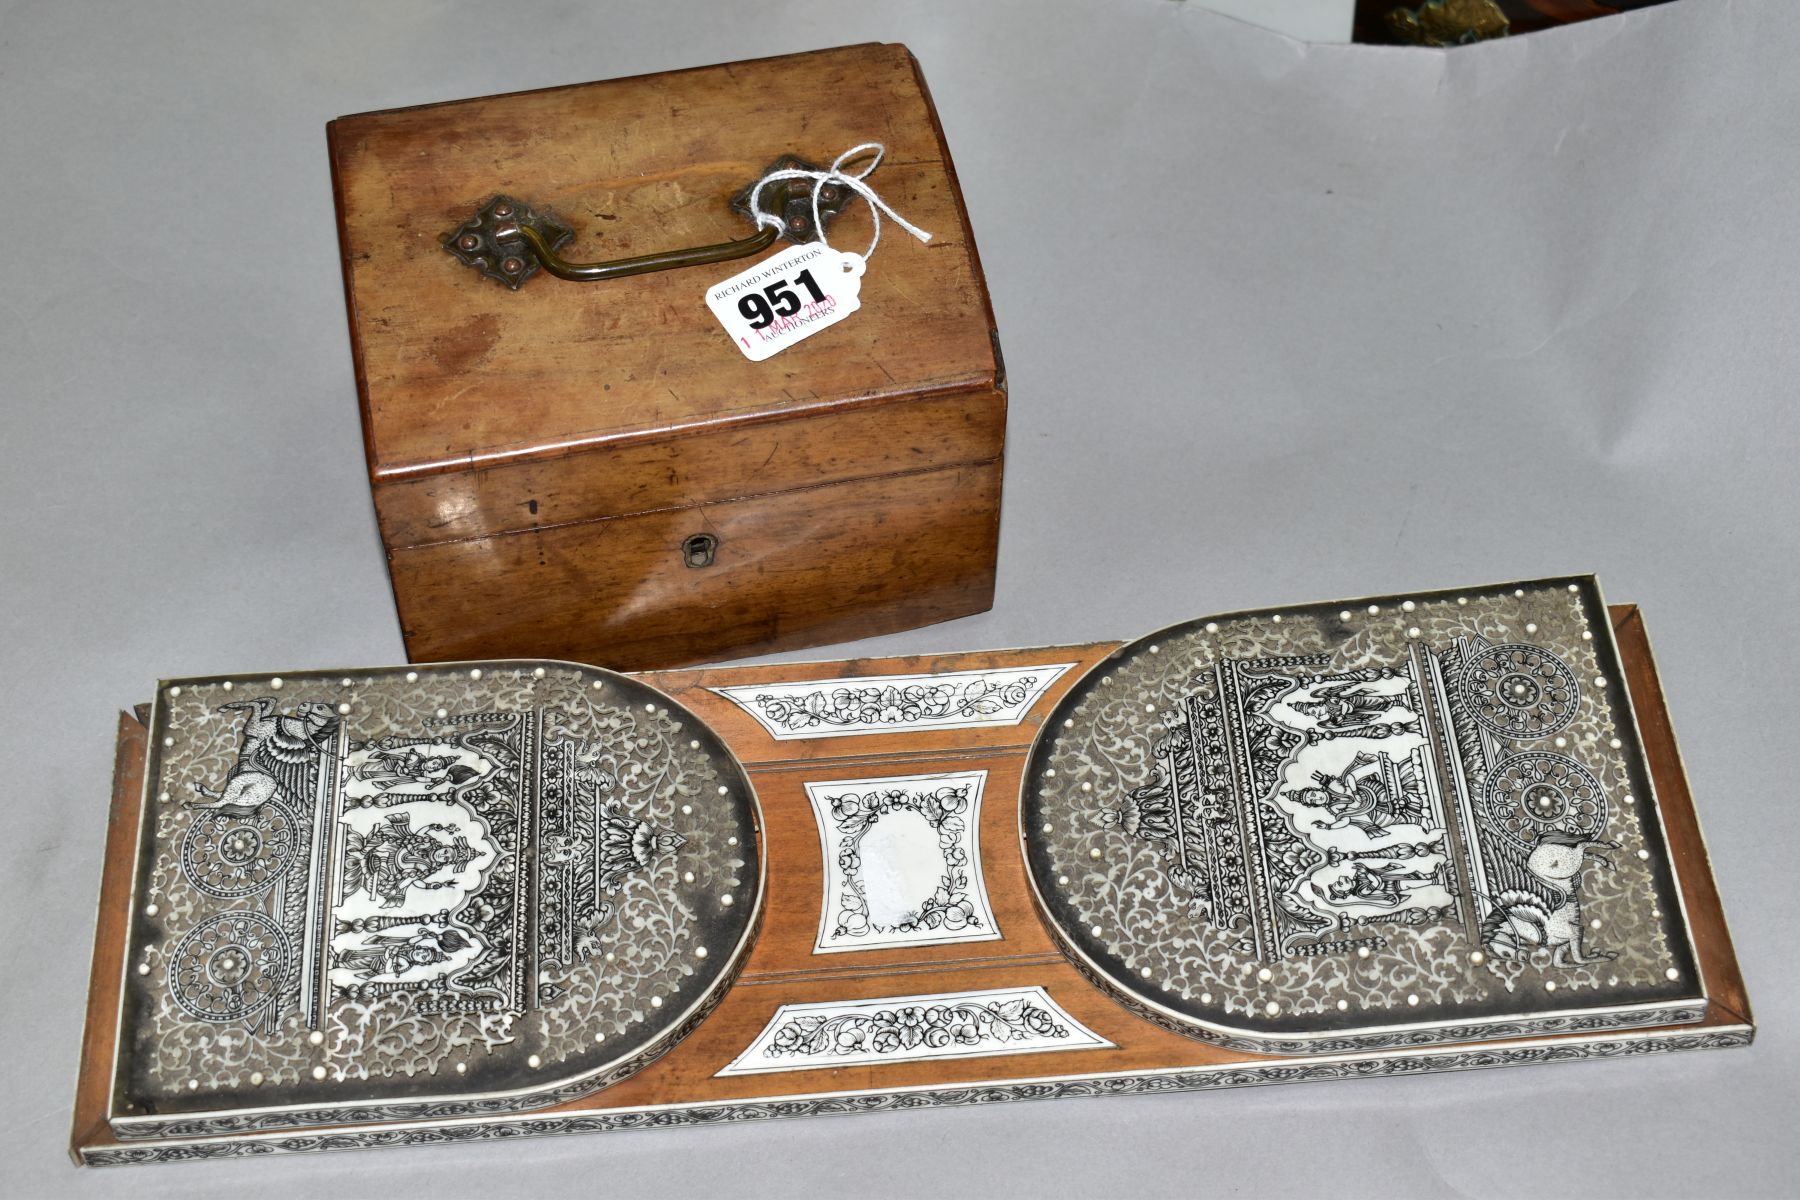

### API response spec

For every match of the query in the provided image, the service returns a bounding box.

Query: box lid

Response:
[329,43,998,483]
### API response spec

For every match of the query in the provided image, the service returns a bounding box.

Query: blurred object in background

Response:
[1354,0,1681,46]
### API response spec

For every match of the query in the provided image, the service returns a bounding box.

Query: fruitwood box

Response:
[327,44,1005,671]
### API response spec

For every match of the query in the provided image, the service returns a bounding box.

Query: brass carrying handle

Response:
[442,156,855,291]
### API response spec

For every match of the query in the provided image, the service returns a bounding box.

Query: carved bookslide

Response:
[81,576,1743,1165]
[1023,578,1704,1051]
[112,665,761,1139]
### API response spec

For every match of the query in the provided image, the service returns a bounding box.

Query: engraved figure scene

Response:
[169,703,701,1020]
[124,666,768,1138]
[1091,622,1641,986]
[329,722,522,1006]
[336,805,497,915]
[1101,658,1456,963]
[174,697,341,1031]
[1266,670,1456,934]
[188,697,337,815]
[1443,636,1618,971]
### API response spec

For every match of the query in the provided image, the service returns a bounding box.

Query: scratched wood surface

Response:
[328,43,1006,670]
[70,609,1751,1161]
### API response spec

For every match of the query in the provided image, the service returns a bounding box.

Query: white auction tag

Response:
[704,242,865,361]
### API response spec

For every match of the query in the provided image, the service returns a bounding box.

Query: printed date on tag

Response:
[704,242,864,361]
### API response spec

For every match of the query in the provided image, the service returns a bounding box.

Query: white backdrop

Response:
[2,1,1793,1195]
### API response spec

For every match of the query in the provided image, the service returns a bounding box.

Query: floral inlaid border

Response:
[711,664,1077,741]
[715,986,1111,1076]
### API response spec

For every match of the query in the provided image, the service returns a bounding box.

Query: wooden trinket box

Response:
[327,44,1004,671]
[71,578,1750,1165]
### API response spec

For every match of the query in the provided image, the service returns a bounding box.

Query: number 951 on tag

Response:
[704,243,866,362]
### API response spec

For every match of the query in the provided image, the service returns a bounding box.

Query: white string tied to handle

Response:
[745,142,932,261]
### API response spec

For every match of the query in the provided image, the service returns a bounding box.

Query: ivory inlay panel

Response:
[711,663,1076,740]
[804,770,1001,954]
[716,986,1112,1076]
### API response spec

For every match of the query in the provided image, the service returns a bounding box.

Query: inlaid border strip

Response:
[716,986,1109,1077]
[80,1025,1751,1165]
[711,664,1078,741]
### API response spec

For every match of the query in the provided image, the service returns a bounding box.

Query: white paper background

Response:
[2,1,1793,1195]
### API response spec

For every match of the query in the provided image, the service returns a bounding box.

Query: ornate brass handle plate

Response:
[442,156,856,291]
